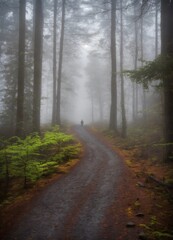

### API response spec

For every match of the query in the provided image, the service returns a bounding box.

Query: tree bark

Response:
[132,3,139,121]
[161,0,173,160]
[16,0,26,136]
[132,82,135,121]
[155,0,159,58]
[33,0,43,133]
[98,92,103,122]
[91,92,94,126]
[52,0,58,125]
[120,0,127,138]
[56,0,66,125]
[140,7,147,122]
[109,0,117,132]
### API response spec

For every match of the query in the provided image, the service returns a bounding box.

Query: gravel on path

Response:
[6,126,123,240]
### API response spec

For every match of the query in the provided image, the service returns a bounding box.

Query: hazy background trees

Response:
[1,0,173,161]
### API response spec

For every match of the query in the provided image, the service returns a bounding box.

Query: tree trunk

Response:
[132,82,135,121]
[98,93,103,122]
[56,0,66,125]
[140,7,147,122]
[134,4,139,121]
[161,0,173,160]
[109,0,117,132]
[120,0,127,138]
[97,83,103,122]
[52,0,58,125]
[33,0,43,133]
[91,92,94,126]
[16,0,26,136]
[155,0,159,57]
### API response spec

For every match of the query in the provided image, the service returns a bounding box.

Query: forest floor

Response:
[0,125,173,240]
[89,127,173,240]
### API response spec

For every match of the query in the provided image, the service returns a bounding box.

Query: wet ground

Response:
[6,126,123,240]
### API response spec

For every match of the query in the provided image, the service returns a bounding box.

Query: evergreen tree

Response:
[52,0,58,125]
[120,0,127,137]
[16,0,26,136]
[56,0,66,125]
[109,0,117,132]
[33,0,43,133]
[161,0,173,160]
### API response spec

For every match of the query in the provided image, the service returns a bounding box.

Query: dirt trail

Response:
[6,126,124,240]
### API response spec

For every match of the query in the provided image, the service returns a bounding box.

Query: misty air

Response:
[0,0,173,239]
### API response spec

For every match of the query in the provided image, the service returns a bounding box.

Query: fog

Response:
[41,43,92,125]
[39,0,159,128]
[0,0,162,134]
[1,3,173,237]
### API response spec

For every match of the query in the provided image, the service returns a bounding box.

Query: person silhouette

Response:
[81,120,84,126]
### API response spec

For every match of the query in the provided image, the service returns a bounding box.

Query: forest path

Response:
[7,126,125,240]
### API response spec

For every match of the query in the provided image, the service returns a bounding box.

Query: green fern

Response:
[0,128,80,190]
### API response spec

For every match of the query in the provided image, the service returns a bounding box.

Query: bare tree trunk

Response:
[98,94,103,122]
[0,14,5,65]
[56,0,66,125]
[132,82,135,121]
[140,8,147,122]
[16,0,26,136]
[161,0,173,161]
[109,0,117,132]
[155,0,159,58]
[52,0,58,125]
[134,4,139,121]
[120,0,127,138]
[91,92,94,126]
[33,0,43,133]
[97,83,103,122]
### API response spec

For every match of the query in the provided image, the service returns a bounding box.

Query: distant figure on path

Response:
[81,120,84,126]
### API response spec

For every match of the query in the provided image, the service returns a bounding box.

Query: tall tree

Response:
[0,1,19,134]
[109,0,117,131]
[161,0,173,160]
[155,0,159,57]
[16,0,26,136]
[33,0,43,132]
[56,0,66,125]
[140,3,147,122]
[134,2,139,121]
[52,0,58,125]
[120,0,127,137]
[129,0,173,160]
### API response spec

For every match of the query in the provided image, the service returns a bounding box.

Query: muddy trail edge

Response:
[6,126,125,240]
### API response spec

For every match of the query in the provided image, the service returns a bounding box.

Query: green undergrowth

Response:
[103,122,173,185]
[0,126,81,203]
[139,216,173,240]
[103,120,165,162]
